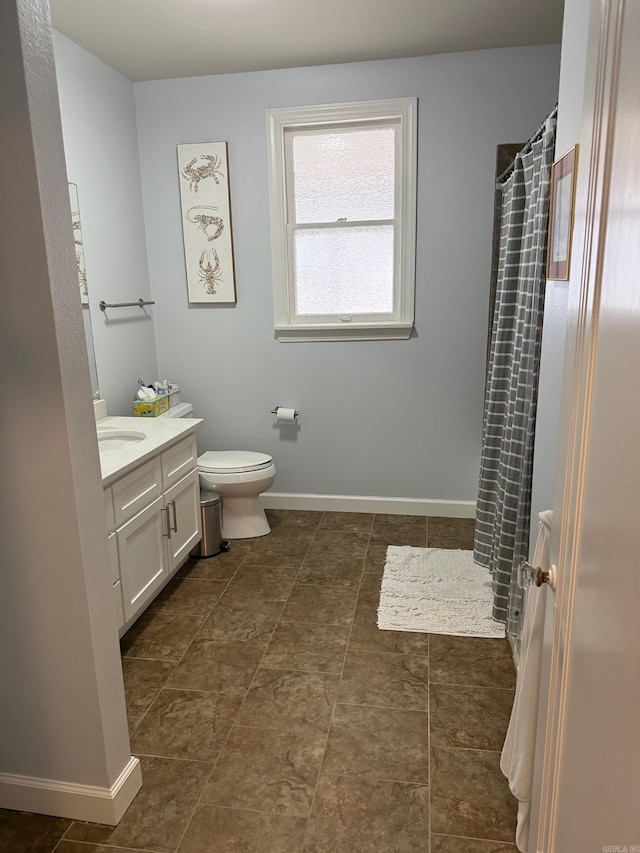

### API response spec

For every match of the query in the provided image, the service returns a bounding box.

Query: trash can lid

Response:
[200,490,221,506]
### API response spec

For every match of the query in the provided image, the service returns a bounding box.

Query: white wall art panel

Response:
[177,141,236,303]
[68,182,88,304]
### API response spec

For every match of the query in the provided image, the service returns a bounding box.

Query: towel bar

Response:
[99,299,155,311]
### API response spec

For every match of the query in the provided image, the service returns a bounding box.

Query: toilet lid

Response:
[198,450,273,473]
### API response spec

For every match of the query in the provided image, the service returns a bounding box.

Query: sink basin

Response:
[98,429,146,451]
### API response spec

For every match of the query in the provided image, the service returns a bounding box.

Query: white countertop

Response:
[97,416,203,487]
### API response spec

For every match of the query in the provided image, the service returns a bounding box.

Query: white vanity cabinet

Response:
[104,434,201,632]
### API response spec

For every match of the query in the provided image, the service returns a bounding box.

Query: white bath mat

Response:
[377,546,506,638]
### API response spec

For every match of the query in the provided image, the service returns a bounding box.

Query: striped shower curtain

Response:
[474,109,557,636]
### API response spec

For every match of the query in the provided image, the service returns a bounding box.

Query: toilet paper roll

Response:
[275,407,297,425]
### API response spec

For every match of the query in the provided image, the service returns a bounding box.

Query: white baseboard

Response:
[261,492,476,518]
[0,755,142,825]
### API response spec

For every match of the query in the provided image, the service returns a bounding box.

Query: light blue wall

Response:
[530,0,592,540]
[53,31,158,416]
[52,35,562,501]
[134,46,561,500]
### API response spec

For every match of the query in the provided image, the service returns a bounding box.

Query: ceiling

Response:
[49,0,564,83]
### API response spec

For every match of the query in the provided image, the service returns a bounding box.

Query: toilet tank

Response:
[158,402,194,418]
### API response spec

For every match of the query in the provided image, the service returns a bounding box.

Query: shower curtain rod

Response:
[497,104,558,185]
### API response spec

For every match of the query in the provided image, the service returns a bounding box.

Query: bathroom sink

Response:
[98,429,146,451]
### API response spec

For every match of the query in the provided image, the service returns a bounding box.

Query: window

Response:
[266,98,417,341]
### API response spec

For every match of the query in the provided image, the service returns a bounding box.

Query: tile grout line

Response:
[331,698,429,714]
[257,511,366,850]
[119,651,517,688]
[175,514,329,852]
[426,678,515,690]
[298,514,432,844]
[137,547,258,853]
[123,558,249,751]
[418,519,431,853]
[428,630,432,853]
[174,568,291,850]
[292,513,369,847]
[183,800,307,818]
[300,515,374,848]
[425,743,506,756]
[431,830,518,845]
[54,839,159,852]
[64,556,250,851]
[120,753,216,766]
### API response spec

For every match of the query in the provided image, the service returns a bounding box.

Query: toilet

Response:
[160,403,276,539]
[198,450,275,539]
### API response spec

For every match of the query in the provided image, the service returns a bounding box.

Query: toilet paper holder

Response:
[271,407,299,419]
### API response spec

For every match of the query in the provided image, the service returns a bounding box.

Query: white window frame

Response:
[266,98,417,342]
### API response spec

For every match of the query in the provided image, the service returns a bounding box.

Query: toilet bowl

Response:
[198,450,276,539]
[159,403,276,539]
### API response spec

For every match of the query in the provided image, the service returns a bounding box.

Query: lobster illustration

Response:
[198,249,223,294]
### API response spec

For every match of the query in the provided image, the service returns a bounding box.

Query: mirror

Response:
[69,183,100,397]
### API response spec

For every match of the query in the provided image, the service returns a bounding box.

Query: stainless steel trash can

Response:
[191,490,229,558]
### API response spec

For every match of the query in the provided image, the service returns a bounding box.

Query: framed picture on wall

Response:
[547,145,579,281]
[177,141,237,304]
[68,183,89,304]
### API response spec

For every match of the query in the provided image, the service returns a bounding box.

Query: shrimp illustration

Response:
[186,206,224,241]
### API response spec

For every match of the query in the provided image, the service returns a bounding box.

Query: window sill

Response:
[274,323,414,342]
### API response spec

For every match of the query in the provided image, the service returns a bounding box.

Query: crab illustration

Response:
[198,249,223,294]
[182,154,224,193]
[186,205,224,241]
[72,217,83,246]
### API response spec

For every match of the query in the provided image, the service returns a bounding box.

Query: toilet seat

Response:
[198,450,273,474]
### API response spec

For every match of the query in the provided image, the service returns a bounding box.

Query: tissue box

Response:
[133,394,169,417]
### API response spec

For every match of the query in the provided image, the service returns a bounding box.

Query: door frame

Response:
[534,0,627,847]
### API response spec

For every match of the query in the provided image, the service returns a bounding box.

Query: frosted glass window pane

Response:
[294,226,394,315]
[292,127,395,223]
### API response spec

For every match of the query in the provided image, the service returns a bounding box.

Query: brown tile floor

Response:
[0,511,517,853]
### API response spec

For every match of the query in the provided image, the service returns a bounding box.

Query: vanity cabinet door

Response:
[163,468,201,572]
[117,495,168,624]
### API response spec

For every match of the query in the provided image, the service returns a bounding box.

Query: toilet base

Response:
[221,496,271,539]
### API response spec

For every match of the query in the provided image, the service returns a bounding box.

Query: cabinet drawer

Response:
[104,487,115,533]
[162,435,198,490]
[112,457,163,526]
